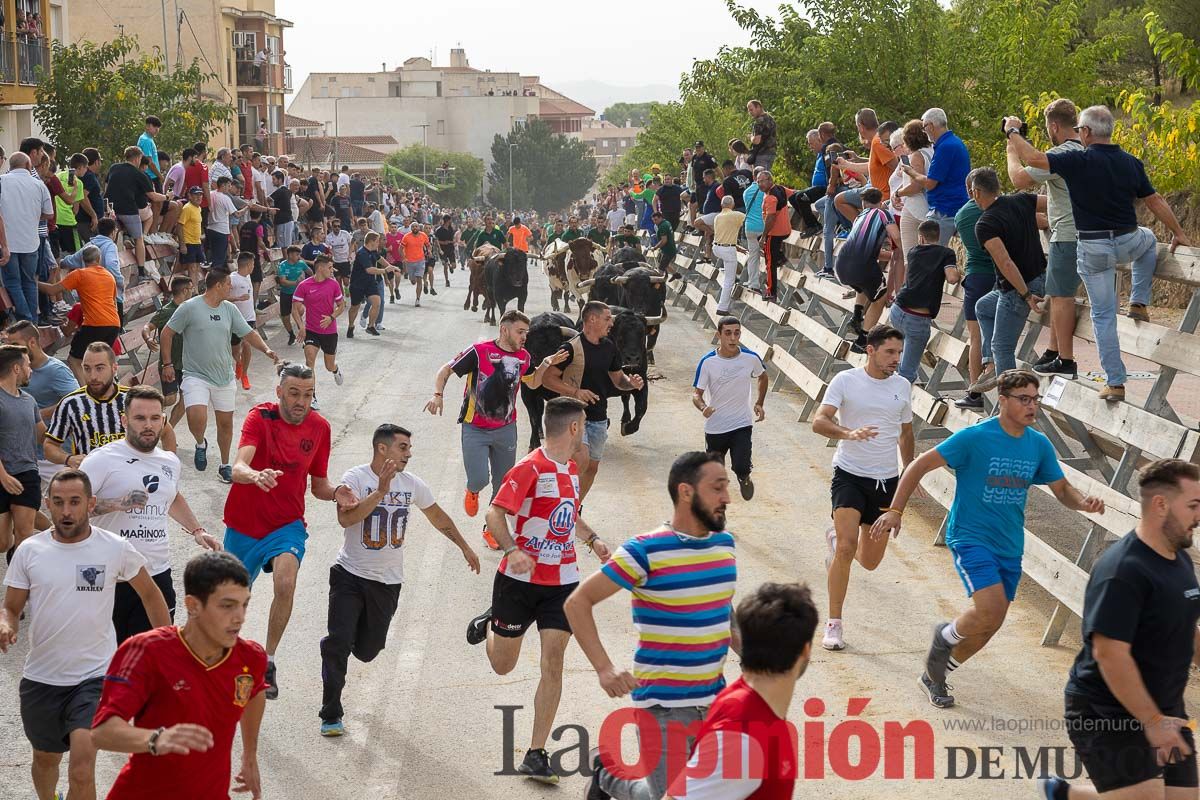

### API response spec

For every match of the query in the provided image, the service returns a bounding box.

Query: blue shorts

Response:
[224,520,308,584]
[961,272,995,322]
[583,418,609,461]
[951,543,1021,602]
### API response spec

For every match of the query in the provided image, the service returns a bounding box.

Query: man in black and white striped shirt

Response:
[44,343,175,468]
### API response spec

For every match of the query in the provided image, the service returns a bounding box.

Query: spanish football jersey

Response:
[491,447,580,586]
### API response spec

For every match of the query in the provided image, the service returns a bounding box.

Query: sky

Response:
[277,0,783,109]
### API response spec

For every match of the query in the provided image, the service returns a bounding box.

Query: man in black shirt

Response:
[967,168,1047,393]
[891,220,960,382]
[269,170,294,247]
[654,175,685,232]
[105,146,166,279]
[1043,458,1200,800]
[434,215,456,285]
[541,301,644,501]
[348,173,366,217]
[720,159,753,213]
[746,99,777,171]
[689,141,717,220]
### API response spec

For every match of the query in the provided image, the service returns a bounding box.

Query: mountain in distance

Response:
[548,79,680,117]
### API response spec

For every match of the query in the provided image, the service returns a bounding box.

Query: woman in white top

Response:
[890,119,934,260]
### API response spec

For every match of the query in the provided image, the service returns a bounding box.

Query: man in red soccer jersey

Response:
[221,363,358,700]
[464,397,612,784]
[664,582,816,800]
[92,551,267,799]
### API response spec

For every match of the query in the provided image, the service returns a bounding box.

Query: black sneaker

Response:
[265,661,279,700]
[954,393,984,410]
[517,748,559,784]
[1031,349,1058,369]
[346,326,354,339]
[1033,357,1077,378]
[919,671,955,709]
[849,333,867,354]
[366,326,381,337]
[466,608,491,646]
[286,331,296,346]
[738,475,755,501]
[587,748,611,800]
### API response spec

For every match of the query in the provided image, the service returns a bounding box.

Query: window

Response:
[436,120,445,135]
[266,35,279,55]
[232,31,256,50]
[600,139,608,148]
[319,86,329,97]
[368,76,375,83]
[619,139,627,148]
[237,98,248,114]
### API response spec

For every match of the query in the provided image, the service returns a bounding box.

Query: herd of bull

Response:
[461,240,671,450]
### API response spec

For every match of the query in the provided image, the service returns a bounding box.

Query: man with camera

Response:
[1004,104,1191,403]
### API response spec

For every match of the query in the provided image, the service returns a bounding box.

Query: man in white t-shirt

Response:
[692,316,767,502]
[318,423,480,737]
[811,324,914,651]
[0,469,170,800]
[80,385,217,643]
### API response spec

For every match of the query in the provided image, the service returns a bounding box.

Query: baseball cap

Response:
[694,140,705,148]
[187,186,203,195]
[651,163,661,170]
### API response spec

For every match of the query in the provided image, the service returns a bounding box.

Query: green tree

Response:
[486,120,597,213]
[35,35,232,162]
[381,145,484,207]
[601,102,660,128]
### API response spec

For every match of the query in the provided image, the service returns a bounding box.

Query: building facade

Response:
[0,0,57,154]
[579,119,644,176]
[286,48,593,185]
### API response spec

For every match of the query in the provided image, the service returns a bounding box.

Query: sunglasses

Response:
[1072,125,1090,132]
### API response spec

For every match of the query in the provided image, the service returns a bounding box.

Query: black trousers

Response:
[705,426,753,480]
[763,234,786,298]
[790,185,824,228]
[319,564,402,723]
[113,569,176,644]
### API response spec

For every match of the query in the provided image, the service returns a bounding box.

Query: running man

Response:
[346,231,396,337]
[91,552,268,799]
[224,362,358,699]
[464,397,611,784]
[1042,459,1200,800]
[276,245,310,346]
[160,270,278,483]
[291,254,346,411]
[812,324,914,652]
[693,317,767,502]
[401,222,431,307]
[424,310,563,550]
[0,469,169,800]
[81,385,218,643]
[565,451,737,800]
[0,344,44,555]
[319,424,480,736]
[871,369,1104,708]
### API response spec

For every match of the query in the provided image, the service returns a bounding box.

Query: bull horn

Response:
[592,241,607,253]
[577,279,595,289]
[644,315,666,325]
[558,326,577,338]
[613,275,630,285]
[648,276,666,285]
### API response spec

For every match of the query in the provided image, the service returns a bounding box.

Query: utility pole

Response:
[508,142,516,216]
[413,123,430,183]
[161,0,170,70]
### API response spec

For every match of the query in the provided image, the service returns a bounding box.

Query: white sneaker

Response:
[824,526,837,571]
[376,323,386,330]
[822,619,846,651]
[359,315,368,329]
[334,369,344,386]
[311,396,320,410]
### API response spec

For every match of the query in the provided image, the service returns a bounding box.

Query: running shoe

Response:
[320,719,345,737]
[482,526,500,551]
[334,369,344,386]
[359,315,368,330]
[1031,349,1057,369]
[517,748,559,784]
[466,607,491,645]
[464,489,480,517]
[587,747,611,800]
[429,287,437,296]
[1037,777,1069,800]
[287,331,296,346]
[376,323,386,331]
[235,363,244,381]
[265,661,279,700]
[194,440,208,471]
[954,393,984,410]
[366,327,381,337]
[240,372,251,390]
[311,396,320,411]
[821,619,845,651]
[824,526,837,571]
[346,326,354,339]
[926,622,955,687]
[738,475,755,501]
[1033,357,1077,379]
[415,299,421,307]
[919,671,955,708]
[218,465,233,484]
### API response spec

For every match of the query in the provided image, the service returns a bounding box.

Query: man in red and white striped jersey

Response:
[465,396,612,784]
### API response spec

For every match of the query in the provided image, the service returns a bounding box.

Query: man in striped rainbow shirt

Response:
[566,451,738,800]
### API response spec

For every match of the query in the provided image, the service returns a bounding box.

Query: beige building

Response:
[286,48,592,185]
[0,0,64,153]
[579,119,644,175]
[67,0,291,154]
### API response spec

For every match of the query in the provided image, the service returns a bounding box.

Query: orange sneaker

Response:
[235,363,244,380]
[240,372,251,390]
[482,527,500,551]
[463,489,480,517]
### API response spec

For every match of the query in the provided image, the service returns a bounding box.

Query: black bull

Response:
[519,308,662,450]
[481,249,528,324]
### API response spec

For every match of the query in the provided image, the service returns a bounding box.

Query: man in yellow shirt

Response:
[712,196,747,314]
[175,186,204,286]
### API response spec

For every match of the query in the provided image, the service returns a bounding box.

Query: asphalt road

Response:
[1,263,1195,799]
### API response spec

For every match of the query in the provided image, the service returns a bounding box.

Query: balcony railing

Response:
[0,35,49,85]
[233,47,285,90]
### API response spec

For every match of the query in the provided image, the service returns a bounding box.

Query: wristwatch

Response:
[148,726,165,756]
[1019,289,1032,301]
[1006,127,1022,139]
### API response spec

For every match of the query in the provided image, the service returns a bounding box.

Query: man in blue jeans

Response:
[1003,104,1192,402]
[964,168,1047,394]
[0,152,53,322]
[901,107,970,246]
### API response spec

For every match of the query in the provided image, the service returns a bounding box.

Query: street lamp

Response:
[413,123,430,183]
[508,142,517,215]
[333,95,344,170]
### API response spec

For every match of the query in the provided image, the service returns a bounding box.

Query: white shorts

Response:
[181,375,237,413]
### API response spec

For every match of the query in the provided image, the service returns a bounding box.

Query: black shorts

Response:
[279,293,294,317]
[19,676,104,753]
[1065,694,1198,793]
[160,368,180,398]
[304,330,338,355]
[180,243,205,264]
[835,260,887,300]
[962,272,995,322]
[830,466,898,526]
[251,261,264,283]
[0,469,41,512]
[113,568,176,644]
[334,261,351,279]
[490,571,575,638]
[69,325,121,360]
[350,283,380,306]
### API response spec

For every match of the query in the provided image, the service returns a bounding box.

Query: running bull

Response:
[543,238,606,314]
[481,248,529,325]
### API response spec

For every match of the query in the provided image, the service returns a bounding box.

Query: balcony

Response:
[233,47,284,91]
[0,34,49,86]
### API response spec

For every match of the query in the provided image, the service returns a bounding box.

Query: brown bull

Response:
[464,244,499,312]
[543,238,605,313]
